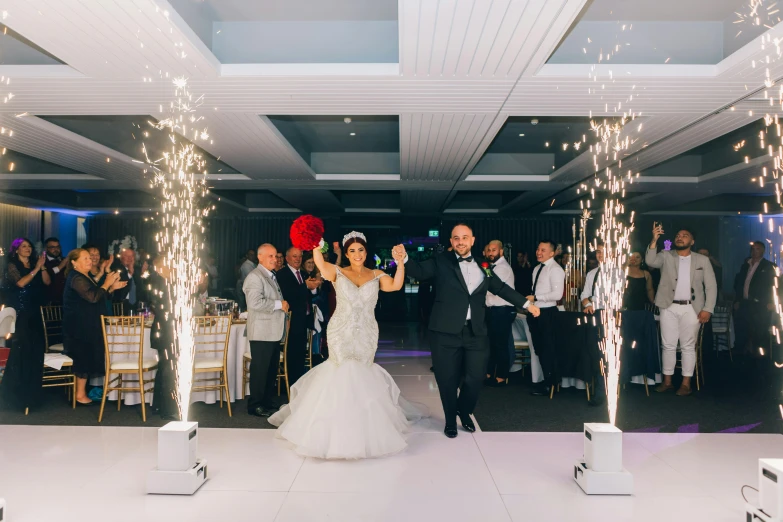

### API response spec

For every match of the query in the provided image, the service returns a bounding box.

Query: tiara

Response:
[342,231,366,246]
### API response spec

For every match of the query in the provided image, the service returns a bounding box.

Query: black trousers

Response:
[585,312,605,398]
[526,307,559,386]
[486,306,516,380]
[286,315,308,387]
[248,340,281,413]
[431,324,489,424]
[152,348,179,417]
[734,300,771,353]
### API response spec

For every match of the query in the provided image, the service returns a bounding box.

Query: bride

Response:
[268,231,426,459]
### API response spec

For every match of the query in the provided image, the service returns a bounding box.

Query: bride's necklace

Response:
[345,266,371,285]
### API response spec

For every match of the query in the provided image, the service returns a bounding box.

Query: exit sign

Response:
[428,230,439,237]
[418,246,425,251]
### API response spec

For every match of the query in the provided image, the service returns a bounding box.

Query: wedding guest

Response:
[581,242,605,406]
[647,226,716,396]
[275,252,285,272]
[277,247,320,386]
[43,237,68,304]
[513,250,533,296]
[697,248,723,296]
[0,238,50,413]
[526,239,565,397]
[205,255,219,294]
[236,249,256,309]
[485,240,516,387]
[624,252,655,310]
[83,243,114,317]
[148,254,180,420]
[244,244,289,417]
[733,241,776,355]
[63,249,125,405]
[111,247,146,315]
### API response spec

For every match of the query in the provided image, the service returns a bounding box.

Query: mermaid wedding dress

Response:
[268,267,426,459]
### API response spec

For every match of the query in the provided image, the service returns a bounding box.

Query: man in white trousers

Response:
[646,224,717,396]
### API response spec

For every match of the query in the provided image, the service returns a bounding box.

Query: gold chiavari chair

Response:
[99,315,157,422]
[305,305,319,369]
[39,305,75,409]
[513,340,531,377]
[40,305,65,353]
[242,312,291,400]
[191,316,232,417]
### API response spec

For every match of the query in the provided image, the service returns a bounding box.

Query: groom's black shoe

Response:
[530,385,550,397]
[457,411,476,433]
[444,425,458,438]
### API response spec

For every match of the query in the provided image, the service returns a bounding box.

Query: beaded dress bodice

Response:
[326,268,382,366]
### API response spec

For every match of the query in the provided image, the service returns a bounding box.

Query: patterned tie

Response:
[295,270,303,285]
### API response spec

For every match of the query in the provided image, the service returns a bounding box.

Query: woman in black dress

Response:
[623,252,655,310]
[62,249,125,404]
[0,238,51,413]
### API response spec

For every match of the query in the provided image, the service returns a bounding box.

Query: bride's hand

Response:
[392,248,406,263]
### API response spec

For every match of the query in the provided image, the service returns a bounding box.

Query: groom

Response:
[395,224,539,438]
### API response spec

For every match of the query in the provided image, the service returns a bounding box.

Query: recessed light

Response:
[350,132,356,136]
[519,133,525,137]
[545,142,550,147]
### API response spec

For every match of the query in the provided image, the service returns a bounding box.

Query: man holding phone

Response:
[646,224,717,396]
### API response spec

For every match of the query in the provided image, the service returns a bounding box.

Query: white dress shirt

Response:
[581,266,603,310]
[486,256,515,307]
[288,264,318,295]
[674,255,692,301]
[525,257,565,309]
[457,254,484,320]
[260,265,283,311]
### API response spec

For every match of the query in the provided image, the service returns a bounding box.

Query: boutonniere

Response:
[480,261,493,277]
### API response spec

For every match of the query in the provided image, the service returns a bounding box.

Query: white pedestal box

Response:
[584,422,622,472]
[753,458,783,521]
[147,421,208,495]
[574,423,633,495]
[157,421,198,471]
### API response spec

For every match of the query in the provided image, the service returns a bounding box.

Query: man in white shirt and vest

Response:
[581,242,605,406]
[525,239,566,397]
[646,225,717,396]
[484,240,516,387]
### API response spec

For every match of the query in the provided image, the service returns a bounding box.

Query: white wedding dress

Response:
[268,267,426,459]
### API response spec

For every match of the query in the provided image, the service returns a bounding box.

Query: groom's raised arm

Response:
[396,244,436,281]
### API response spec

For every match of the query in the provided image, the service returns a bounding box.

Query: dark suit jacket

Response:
[109,260,146,306]
[734,258,776,306]
[44,256,67,304]
[147,272,174,352]
[405,252,527,336]
[276,266,313,329]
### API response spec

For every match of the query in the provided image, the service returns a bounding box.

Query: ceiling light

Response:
[531,119,539,125]
[545,142,550,147]
[519,133,525,137]
[350,132,356,136]
[344,117,352,124]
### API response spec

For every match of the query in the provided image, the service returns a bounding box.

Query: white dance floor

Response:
[1,334,781,521]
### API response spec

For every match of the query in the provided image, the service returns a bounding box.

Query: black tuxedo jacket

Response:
[276,266,313,327]
[734,258,776,306]
[406,252,527,336]
[109,260,146,305]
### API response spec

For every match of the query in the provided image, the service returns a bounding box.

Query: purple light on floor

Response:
[677,423,699,433]
[717,422,762,433]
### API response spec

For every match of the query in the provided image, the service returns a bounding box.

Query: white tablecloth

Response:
[512,312,587,389]
[91,323,248,406]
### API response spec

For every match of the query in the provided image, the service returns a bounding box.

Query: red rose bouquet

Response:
[290,215,328,252]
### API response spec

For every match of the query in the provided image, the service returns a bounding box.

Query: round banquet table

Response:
[90,322,248,406]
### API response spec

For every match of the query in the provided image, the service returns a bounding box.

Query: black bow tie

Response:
[458,256,474,263]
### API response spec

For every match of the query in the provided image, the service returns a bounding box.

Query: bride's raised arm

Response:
[313,243,337,282]
[378,248,406,292]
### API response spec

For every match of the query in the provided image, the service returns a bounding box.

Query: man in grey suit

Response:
[646,225,717,396]
[243,243,289,417]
